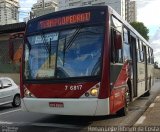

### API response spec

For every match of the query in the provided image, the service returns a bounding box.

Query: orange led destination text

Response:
[39,12,91,29]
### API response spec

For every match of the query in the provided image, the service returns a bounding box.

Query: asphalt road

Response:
[0,79,160,132]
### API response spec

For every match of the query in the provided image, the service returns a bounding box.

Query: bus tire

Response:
[117,92,129,116]
[143,90,150,97]
[149,77,152,90]
[127,80,132,102]
[142,77,151,97]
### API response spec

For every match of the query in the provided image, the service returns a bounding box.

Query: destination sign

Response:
[26,7,107,34]
[39,12,91,29]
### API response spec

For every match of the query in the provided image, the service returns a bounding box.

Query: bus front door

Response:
[130,35,138,98]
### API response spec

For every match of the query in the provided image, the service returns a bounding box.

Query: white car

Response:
[0,77,21,107]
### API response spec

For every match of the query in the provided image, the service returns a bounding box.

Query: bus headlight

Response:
[81,83,100,98]
[24,88,35,98]
[90,88,98,96]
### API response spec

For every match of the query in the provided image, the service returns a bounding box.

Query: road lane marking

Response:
[0,121,13,125]
[0,121,81,129]
[149,103,155,108]
[0,109,21,116]
[135,116,146,125]
[32,123,81,129]
[0,121,27,125]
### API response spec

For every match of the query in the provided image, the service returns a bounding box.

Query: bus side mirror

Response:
[114,31,122,49]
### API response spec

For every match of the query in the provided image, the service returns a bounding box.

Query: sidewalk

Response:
[134,94,160,126]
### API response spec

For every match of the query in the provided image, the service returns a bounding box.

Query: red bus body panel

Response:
[98,9,110,99]
[109,62,129,114]
[23,82,99,98]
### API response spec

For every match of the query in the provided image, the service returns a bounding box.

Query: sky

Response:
[19,0,37,21]
[19,0,160,63]
[136,0,160,63]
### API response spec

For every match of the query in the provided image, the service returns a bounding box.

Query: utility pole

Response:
[42,0,45,15]
[30,11,35,19]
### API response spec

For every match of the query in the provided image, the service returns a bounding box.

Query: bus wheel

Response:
[142,90,150,97]
[142,78,151,97]
[117,92,129,116]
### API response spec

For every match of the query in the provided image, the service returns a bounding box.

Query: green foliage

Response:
[130,22,149,41]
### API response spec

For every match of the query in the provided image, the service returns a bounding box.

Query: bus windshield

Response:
[24,26,104,79]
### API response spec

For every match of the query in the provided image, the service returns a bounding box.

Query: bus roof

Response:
[28,6,108,23]
[26,5,151,49]
[26,6,108,34]
[107,6,150,48]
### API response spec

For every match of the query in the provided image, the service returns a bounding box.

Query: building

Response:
[31,0,58,18]
[0,22,25,67]
[129,1,137,22]
[58,0,137,22]
[58,0,126,19]
[0,22,26,84]
[125,0,130,22]
[0,0,19,25]
[125,0,136,23]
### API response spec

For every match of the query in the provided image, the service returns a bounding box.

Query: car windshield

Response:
[24,26,104,79]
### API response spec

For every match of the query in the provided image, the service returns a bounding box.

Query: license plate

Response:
[49,102,64,108]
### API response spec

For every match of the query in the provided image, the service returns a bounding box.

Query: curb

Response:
[119,89,160,127]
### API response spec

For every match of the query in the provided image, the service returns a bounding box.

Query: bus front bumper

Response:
[21,98,110,116]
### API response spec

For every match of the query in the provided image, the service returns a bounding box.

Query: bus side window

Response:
[136,39,141,62]
[149,47,154,64]
[150,49,154,64]
[147,47,150,64]
[111,28,123,63]
[139,41,144,62]
[123,27,131,61]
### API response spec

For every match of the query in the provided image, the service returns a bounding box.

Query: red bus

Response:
[20,6,154,116]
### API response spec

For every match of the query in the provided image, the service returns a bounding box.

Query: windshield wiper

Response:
[62,37,66,66]
[49,38,51,68]
[65,28,103,51]
[40,32,52,68]
[40,32,50,53]
[62,27,82,66]
[65,28,81,51]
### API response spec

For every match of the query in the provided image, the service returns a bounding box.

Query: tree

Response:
[130,22,149,41]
